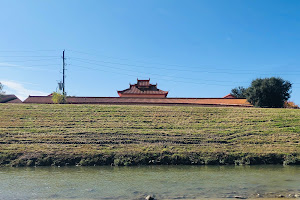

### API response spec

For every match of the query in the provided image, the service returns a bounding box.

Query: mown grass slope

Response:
[0,104,299,166]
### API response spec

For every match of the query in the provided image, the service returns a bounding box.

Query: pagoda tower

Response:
[117,79,168,98]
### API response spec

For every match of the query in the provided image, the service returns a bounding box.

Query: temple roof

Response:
[120,86,168,95]
[223,94,237,99]
[137,79,151,87]
[0,94,22,103]
[118,79,168,96]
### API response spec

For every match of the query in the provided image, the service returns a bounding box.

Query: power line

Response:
[69,60,250,84]
[0,63,60,67]
[0,65,57,72]
[67,49,300,74]
[67,49,260,71]
[69,58,300,86]
[0,55,59,58]
[0,58,61,62]
[70,64,300,88]
[70,64,248,87]
[68,56,300,76]
[1,49,300,91]
[0,49,60,52]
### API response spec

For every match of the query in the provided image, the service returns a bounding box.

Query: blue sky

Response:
[0,0,300,105]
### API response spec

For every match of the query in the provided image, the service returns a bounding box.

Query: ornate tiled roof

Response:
[0,94,22,103]
[223,94,237,99]
[120,85,168,95]
[137,79,150,87]
[118,79,168,97]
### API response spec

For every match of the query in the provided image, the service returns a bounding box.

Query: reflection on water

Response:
[0,165,299,200]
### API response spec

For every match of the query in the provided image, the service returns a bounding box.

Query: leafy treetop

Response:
[246,77,292,108]
[231,86,247,98]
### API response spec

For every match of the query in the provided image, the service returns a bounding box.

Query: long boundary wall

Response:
[23,96,252,107]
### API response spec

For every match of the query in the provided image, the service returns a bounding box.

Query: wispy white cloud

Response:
[1,80,48,101]
[0,62,56,72]
[0,63,20,67]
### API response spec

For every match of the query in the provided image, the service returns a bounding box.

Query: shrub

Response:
[284,101,299,109]
[283,154,299,165]
[52,92,66,104]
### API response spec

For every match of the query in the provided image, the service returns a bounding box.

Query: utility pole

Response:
[62,50,65,95]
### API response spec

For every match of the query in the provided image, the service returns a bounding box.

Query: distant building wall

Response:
[23,96,251,107]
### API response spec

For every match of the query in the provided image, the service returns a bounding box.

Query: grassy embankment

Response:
[0,104,299,166]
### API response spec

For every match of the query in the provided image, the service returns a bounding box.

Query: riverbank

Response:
[0,104,299,166]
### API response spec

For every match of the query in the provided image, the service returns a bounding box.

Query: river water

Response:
[0,165,299,200]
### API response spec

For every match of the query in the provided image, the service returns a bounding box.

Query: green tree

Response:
[246,77,292,108]
[51,92,66,104]
[231,86,247,98]
[0,82,5,99]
